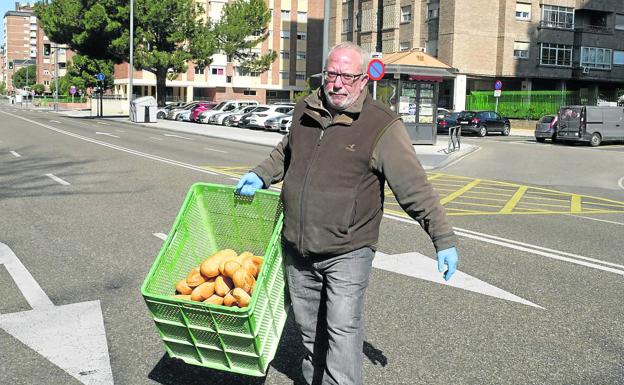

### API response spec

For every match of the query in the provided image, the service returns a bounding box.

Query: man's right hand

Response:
[235,172,264,196]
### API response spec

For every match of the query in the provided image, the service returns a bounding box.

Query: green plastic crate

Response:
[140,183,289,376]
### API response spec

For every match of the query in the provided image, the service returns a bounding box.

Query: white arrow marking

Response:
[10,150,21,157]
[374,251,543,309]
[50,120,61,123]
[0,243,114,385]
[95,132,120,138]
[44,173,70,186]
[164,134,191,140]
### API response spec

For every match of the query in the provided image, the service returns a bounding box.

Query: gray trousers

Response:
[283,242,375,385]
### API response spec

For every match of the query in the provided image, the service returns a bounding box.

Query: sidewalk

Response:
[56,109,479,170]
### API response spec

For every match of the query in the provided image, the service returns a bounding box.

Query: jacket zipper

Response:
[297,127,325,252]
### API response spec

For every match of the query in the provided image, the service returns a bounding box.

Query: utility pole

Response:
[54,46,59,112]
[129,0,134,118]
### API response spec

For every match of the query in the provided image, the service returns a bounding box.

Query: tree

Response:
[12,65,36,89]
[63,54,115,96]
[36,0,276,107]
[0,81,6,95]
[32,84,45,95]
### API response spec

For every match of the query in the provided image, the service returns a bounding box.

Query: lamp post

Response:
[54,46,59,112]
[129,0,134,118]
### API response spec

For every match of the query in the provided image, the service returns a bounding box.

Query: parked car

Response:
[157,104,179,119]
[191,102,218,122]
[167,101,200,120]
[456,110,510,137]
[241,105,295,129]
[437,111,460,134]
[224,106,265,127]
[437,108,451,120]
[534,114,558,142]
[198,100,259,124]
[177,109,193,121]
[279,114,293,134]
[264,110,293,132]
[209,105,259,125]
[556,105,624,146]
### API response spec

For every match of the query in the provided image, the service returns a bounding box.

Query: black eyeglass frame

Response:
[322,70,365,85]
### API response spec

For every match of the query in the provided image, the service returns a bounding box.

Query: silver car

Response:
[534,115,558,142]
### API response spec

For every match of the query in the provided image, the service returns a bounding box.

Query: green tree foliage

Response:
[64,54,115,95]
[32,84,46,95]
[0,81,6,95]
[12,65,36,89]
[36,0,276,107]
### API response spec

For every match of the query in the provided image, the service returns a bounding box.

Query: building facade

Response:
[113,0,324,104]
[332,0,624,110]
[2,2,71,94]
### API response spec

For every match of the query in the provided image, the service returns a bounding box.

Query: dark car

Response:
[456,110,511,137]
[534,114,558,142]
[437,112,460,134]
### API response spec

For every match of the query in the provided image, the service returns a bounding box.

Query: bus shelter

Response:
[371,51,457,144]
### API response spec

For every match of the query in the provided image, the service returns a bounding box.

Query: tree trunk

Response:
[156,68,167,107]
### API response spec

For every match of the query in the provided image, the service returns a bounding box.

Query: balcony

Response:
[538,20,574,30]
[575,24,613,35]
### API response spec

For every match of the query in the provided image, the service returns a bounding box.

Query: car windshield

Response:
[458,111,477,119]
[448,112,460,119]
[253,107,270,113]
[213,102,227,110]
[539,115,555,123]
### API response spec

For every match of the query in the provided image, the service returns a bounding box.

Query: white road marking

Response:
[97,121,110,125]
[44,173,70,186]
[1,112,218,175]
[228,177,239,181]
[149,136,164,141]
[374,251,542,308]
[0,243,114,385]
[618,176,624,190]
[204,147,227,153]
[115,129,125,133]
[50,120,61,123]
[95,131,120,138]
[153,232,167,240]
[570,215,624,226]
[10,151,21,157]
[164,134,192,140]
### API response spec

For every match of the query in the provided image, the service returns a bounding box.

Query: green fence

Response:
[466,91,583,119]
[34,95,87,104]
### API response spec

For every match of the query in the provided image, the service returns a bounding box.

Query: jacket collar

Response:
[303,88,369,127]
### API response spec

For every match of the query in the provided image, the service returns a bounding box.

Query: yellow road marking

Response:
[501,186,528,213]
[440,179,482,205]
[571,195,582,213]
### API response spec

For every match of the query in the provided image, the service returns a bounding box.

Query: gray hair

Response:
[326,41,370,73]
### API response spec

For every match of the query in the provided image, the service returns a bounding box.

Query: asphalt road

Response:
[1,102,623,385]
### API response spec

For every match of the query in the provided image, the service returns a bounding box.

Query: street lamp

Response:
[129,0,134,118]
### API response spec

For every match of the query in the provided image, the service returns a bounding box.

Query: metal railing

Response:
[447,126,461,153]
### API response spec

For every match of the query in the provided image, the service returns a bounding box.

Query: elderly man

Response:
[236,42,458,385]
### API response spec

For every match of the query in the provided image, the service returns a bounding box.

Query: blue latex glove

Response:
[235,172,264,196]
[437,246,458,281]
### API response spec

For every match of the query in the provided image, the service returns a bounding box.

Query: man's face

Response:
[323,48,369,110]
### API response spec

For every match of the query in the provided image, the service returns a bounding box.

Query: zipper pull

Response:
[318,129,324,144]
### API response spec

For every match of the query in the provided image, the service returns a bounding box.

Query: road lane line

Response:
[97,122,110,125]
[440,179,481,205]
[45,173,70,186]
[500,186,528,213]
[570,215,624,226]
[164,134,192,140]
[10,151,21,157]
[50,120,61,123]
[149,137,164,141]
[0,243,54,309]
[618,176,624,190]
[204,147,228,153]
[1,111,218,176]
[95,132,120,138]
[153,233,167,240]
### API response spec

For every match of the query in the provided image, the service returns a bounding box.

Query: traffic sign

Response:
[494,90,502,97]
[69,86,77,95]
[367,59,385,81]
[494,80,503,90]
[96,73,105,81]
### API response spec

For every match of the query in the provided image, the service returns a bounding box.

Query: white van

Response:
[198,100,259,124]
[556,105,624,146]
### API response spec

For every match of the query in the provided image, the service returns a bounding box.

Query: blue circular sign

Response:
[367,59,385,81]
[96,73,105,81]
[494,80,503,90]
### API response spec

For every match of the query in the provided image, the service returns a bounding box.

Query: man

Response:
[236,42,458,385]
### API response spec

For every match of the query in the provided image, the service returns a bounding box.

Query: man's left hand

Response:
[437,247,458,281]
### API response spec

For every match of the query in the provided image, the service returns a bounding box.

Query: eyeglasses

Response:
[323,71,364,85]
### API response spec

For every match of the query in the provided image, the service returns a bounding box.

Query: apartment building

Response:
[2,2,71,93]
[333,0,624,110]
[113,0,324,104]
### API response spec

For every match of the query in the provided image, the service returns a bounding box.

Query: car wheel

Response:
[502,125,510,136]
[536,137,546,143]
[225,119,232,126]
[176,115,183,121]
[478,125,488,137]
[157,111,165,119]
[590,132,602,147]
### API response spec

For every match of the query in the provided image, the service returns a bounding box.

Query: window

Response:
[614,51,624,65]
[281,10,290,20]
[515,3,531,20]
[514,41,530,59]
[211,67,225,75]
[43,69,50,75]
[541,5,574,29]
[426,40,438,57]
[296,72,306,80]
[540,43,572,66]
[427,5,439,20]
[401,6,412,23]
[342,18,352,33]
[355,12,361,31]
[581,47,612,69]
[226,76,232,83]
[243,89,257,96]
[281,50,290,59]
[297,12,307,23]
[616,14,624,31]
[280,71,289,79]
[296,51,306,60]
[297,32,307,40]
[281,30,290,39]
[237,67,260,77]
[194,66,205,74]
[400,42,410,51]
